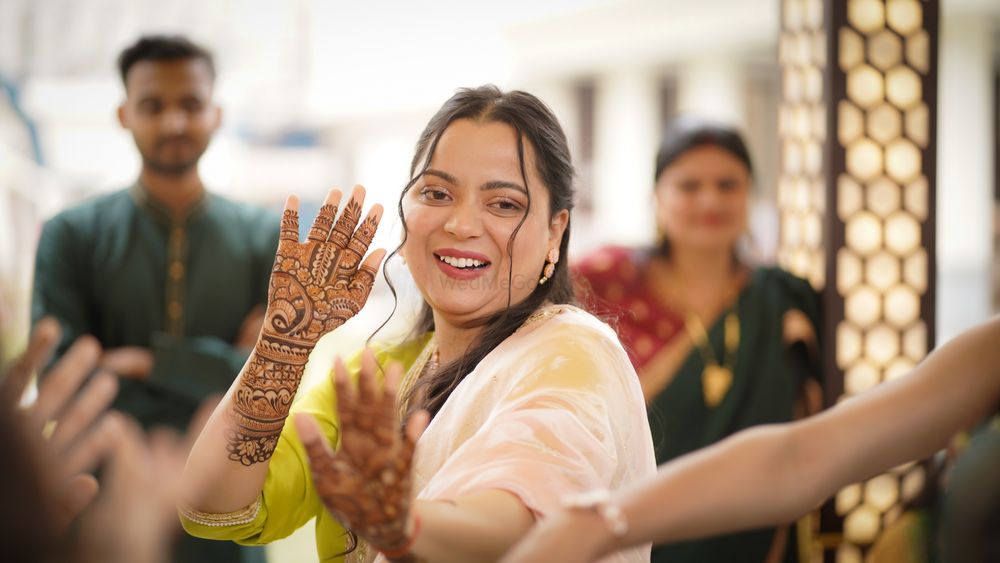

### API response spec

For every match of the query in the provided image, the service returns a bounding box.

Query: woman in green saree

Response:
[575,119,822,563]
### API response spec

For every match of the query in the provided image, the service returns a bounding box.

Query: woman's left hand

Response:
[295,349,429,556]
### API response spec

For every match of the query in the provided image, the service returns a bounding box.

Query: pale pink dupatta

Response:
[375,305,656,562]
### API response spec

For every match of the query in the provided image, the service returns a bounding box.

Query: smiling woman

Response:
[178,85,656,563]
[403,118,556,315]
[574,120,822,563]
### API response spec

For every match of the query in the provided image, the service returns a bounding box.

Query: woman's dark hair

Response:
[381,85,576,421]
[654,118,753,182]
[652,118,753,258]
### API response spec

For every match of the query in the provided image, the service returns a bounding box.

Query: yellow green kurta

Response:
[181,339,429,562]
[183,306,657,563]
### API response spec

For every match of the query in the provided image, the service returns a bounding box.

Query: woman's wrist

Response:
[548,508,619,559]
[562,489,628,556]
[378,511,421,561]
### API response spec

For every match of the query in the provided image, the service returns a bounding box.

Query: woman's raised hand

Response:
[295,350,429,559]
[227,186,387,466]
[263,185,385,355]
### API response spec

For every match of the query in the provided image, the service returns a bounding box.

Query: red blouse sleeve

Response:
[573,246,684,373]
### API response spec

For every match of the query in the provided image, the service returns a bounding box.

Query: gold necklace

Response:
[684,308,739,408]
[397,338,439,422]
[394,303,565,420]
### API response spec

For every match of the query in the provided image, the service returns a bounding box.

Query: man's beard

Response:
[140,136,207,176]
[143,157,199,176]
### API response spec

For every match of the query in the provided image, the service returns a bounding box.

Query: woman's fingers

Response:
[382,361,403,408]
[307,188,343,243]
[279,195,301,243]
[306,357,417,544]
[329,185,366,249]
[332,357,357,429]
[353,248,387,291]
[0,317,61,408]
[29,335,102,428]
[346,203,383,262]
[49,371,118,452]
[358,348,379,404]
[294,412,336,470]
[405,409,430,446]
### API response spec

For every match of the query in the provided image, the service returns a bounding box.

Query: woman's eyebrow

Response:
[481,180,527,195]
[423,168,458,184]
[424,168,527,195]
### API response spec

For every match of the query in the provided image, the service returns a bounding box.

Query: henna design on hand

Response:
[295,352,429,559]
[227,188,386,466]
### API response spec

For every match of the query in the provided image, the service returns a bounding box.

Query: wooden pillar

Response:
[776,1,939,560]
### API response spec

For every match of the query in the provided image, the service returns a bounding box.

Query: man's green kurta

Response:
[32,184,278,429]
[32,184,277,563]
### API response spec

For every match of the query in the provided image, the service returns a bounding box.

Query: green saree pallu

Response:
[576,247,822,563]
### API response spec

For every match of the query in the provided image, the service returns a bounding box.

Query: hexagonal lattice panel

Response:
[865,324,900,366]
[848,0,885,33]
[885,139,921,182]
[885,66,922,108]
[867,30,902,71]
[865,251,901,289]
[864,474,899,512]
[884,285,920,327]
[846,138,883,180]
[866,178,902,217]
[847,65,885,109]
[885,211,921,255]
[887,0,922,35]
[845,211,883,255]
[845,285,882,327]
[778,0,828,290]
[779,1,935,557]
[867,105,902,145]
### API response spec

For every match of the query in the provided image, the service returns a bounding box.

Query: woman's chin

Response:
[671,235,741,254]
[427,293,510,324]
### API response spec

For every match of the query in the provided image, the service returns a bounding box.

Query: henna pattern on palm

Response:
[227,189,384,466]
[296,355,424,560]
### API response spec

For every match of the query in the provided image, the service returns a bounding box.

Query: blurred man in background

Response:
[31,35,274,563]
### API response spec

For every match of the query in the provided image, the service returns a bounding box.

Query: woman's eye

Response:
[718,179,739,192]
[419,187,451,201]
[182,98,204,113]
[490,198,523,212]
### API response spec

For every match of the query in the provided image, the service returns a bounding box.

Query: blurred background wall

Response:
[1,0,998,559]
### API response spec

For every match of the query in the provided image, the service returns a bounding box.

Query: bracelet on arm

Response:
[178,494,262,527]
[562,489,629,538]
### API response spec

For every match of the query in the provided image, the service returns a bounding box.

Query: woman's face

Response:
[401,118,569,326]
[654,144,750,253]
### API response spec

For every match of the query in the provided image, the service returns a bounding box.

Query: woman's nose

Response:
[443,203,484,239]
[698,185,727,208]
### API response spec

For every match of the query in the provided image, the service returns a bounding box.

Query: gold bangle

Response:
[179,495,262,527]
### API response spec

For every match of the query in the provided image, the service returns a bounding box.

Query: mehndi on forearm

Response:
[225,200,379,465]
